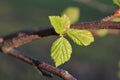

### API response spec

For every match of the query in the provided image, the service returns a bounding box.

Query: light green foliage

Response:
[61,15,71,30]
[67,29,94,46]
[49,15,70,35]
[49,16,63,34]
[51,37,72,67]
[49,15,94,67]
[62,7,80,24]
[97,29,108,37]
[49,15,71,67]
[113,0,120,7]
[112,17,120,22]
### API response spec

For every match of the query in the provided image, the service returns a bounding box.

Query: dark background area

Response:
[0,0,120,80]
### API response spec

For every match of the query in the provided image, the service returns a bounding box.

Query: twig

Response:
[0,48,76,80]
[1,21,120,49]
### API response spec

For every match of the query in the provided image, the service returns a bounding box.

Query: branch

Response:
[0,21,120,49]
[0,8,120,79]
[71,21,120,29]
[0,48,76,80]
[90,29,120,36]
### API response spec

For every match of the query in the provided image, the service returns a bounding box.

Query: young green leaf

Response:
[97,29,108,37]
[67,29,94,46]
[51,37,72,67]
[61,15,71,31]
[112,17,120,22]
[113,0,120,7]
[49,15,70,35]
[49,16,63,34]
[62,7,80,24]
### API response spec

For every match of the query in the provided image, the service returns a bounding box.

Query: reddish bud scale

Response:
[113,9,120,17]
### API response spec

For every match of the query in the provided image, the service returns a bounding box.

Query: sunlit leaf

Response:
[112,17,120,22]
[62,7,80,24]
[97,29,108,37]
[61,14,71,30]
[51,37,72,67]
[49,15,70,35]
[49,16,64,34]
[113,0,120,7]
[67,29,94,46]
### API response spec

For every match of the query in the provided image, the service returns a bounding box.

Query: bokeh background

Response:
[0,0,120,80]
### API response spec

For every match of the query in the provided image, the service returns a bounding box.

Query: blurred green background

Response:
[0,0,120,80]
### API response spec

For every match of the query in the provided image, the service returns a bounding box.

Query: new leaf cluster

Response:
[49,15,94,67]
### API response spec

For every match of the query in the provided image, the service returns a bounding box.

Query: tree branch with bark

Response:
[0,8,120,80]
